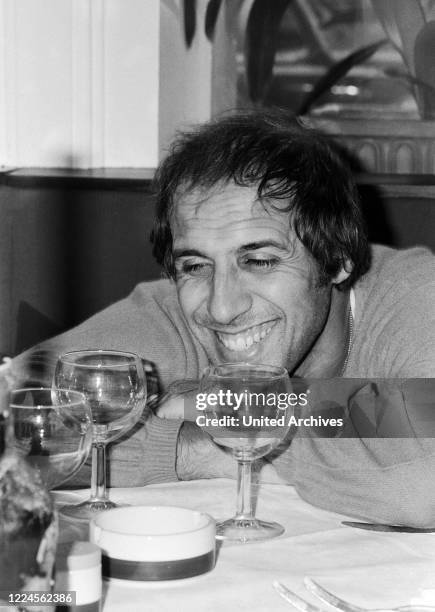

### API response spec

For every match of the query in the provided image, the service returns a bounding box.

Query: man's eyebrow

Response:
[173,248,204,259]
[238,241,288,252]
[173,242,289,259]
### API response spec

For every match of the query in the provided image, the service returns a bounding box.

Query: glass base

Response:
[216,517,285,542]
[59,498,121,522]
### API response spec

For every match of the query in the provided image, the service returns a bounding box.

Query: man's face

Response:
[172,183,334,372]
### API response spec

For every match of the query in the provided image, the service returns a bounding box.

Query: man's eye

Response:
[243,258,278,270]
[186,263,205,273]
[177,261,210,276]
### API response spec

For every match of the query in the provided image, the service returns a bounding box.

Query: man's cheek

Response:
[178,288,203,324]
[178,296,193,322]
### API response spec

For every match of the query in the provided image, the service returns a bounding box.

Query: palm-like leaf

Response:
[370,0,406,60]
[298,38,388,115]
[205,0,223,42]
[371,0,426,74]
[183,0,196,48]
[385,67,435,99]
[414,20,435,118]
[394,0,426,74]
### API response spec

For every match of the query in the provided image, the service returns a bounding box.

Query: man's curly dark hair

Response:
[151,109,370,289]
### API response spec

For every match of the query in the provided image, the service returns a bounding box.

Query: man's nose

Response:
[207,270,252,325]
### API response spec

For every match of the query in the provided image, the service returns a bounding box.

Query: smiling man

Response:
[171,183,348,375]
[150,110,371,382]
[14,110,435,526]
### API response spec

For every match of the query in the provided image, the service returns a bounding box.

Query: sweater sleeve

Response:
[271,436,435,528]
[108,415,183,486]
[270,380,435,528]
[61,415,183,488]
[10,280,203,487]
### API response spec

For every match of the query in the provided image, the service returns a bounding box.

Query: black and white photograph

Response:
[1,1,435,610]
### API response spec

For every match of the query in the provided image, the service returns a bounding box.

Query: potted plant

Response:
[301,0,435,174]
[185,0,435,174]
[241,0,435,174]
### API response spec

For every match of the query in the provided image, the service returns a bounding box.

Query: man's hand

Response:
[156,385,235,478]
[156,380,199,421]
[158,381,287,484]
[175,421,286,483]
[176,421,237,479]
[157,393,197,420]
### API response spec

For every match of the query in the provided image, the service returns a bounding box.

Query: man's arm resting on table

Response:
[273,380,435,528]
[158,386,285,483]
[175,414,435,528]
[175,421,236,480]
[272,436,435,529]
[112,378,435,524]
[175,420,284,483]
[72,417,281,486]
[63,380,435,526]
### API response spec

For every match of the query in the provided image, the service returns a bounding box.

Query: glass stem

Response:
[90,442,107,502]
[235,459,254,520]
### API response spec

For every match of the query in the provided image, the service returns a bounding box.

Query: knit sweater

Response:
[14,245,435,524]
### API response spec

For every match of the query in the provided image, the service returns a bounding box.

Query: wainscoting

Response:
[0,168,161,356]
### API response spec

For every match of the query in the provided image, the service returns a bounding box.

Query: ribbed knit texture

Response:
[12,246,435,523]
[12,279,208,487]
[272,245,435,526]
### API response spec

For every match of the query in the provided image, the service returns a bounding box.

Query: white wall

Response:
[158,0,237,157]
[0,0,160,168]
[159,0,212,157]
[0,0,236,169]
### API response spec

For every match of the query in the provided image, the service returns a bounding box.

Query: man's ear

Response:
[332,259,353,285]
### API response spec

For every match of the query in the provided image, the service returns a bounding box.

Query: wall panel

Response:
[0,0,160,168]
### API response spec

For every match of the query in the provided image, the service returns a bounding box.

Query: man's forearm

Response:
[175,421,284,483]
[175,421,236,480]
[270,436,435,528]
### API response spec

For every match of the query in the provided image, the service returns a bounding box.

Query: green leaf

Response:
[245,0,293,104]
[298,38,388,116]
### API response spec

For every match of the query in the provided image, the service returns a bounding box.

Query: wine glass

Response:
[199,363,293,542]
[54,350,146,520]
[9,387,92,490]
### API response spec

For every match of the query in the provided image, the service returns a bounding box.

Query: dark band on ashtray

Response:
[56,603,100,612]
[101,550,215,581]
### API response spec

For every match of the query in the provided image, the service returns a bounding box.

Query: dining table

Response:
[54,479,435,612]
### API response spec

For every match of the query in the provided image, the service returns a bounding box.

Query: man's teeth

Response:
[216,323,274,352]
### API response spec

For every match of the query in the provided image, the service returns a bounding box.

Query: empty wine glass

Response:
[199,363,293,542]
[54,350,146,520]
[9,387,92,490]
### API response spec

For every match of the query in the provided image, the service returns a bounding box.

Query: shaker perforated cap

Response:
[57,541,101,571]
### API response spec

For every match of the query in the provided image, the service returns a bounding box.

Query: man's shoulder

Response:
[12,277,198,388]
[349,245,435,376]
[358,244,435,294]
[352,244,435,336]
[128,278,178,308]
[371,243,435,269]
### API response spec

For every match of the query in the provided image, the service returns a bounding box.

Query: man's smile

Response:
[212,320,279,352]
[174,182,340,372]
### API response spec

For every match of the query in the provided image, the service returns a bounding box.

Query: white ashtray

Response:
[89,506,216,583]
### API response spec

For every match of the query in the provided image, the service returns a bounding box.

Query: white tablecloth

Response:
[55,480,435,611]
